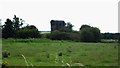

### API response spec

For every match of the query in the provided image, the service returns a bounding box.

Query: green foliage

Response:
[101,33,119,40]
[16,25,40,38]
[35,52,50,62]
[50,30,70,40]
[91,27,101,42]
[2,19,15,38]
[41,33,51,39]
[2,50,10,58]
[57,22,74,32]
[65,22,74,32]
[68,31,80,42]
[79,24,91,30]
[43,31,80,42]
[13,15,23,31]
[49,24,101,42]
[80,28,94,42]
[58,52,62,56]
[59,27,71,32]
[49,22,80,41]
[79,25,101,42]
[2,15,41,39]
[2,15,23,38]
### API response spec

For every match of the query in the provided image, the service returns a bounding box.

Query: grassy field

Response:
[2,38,118,66]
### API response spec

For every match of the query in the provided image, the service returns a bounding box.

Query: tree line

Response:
[102,33,119,40]
[48,24,101,42]
[1,15,120,42]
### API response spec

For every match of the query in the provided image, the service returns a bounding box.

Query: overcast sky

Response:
[0,0,119,33]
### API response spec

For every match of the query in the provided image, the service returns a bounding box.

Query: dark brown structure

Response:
[50,20,66,32]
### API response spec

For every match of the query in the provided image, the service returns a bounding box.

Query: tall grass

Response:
[2,38,118,66]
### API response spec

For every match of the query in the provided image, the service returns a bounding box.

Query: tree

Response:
[79,25,101,42]
[79,24,91,30]
[12,15,23,38]
[2,15,42,39]
[2,19,15,38]
[2,15,24,38]
[66,22,74,31]
[80,27,94,42]
[13,15,23,31]
[91,27,101,42]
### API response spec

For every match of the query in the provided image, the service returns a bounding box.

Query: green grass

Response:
[2,38,118,66]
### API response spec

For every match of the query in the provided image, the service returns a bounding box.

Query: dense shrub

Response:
[118,34,120,43]
[41,33,51,39]
[50,30,70,40]
[69,31,80,42]
[49,30,81,41]
[2,50,10,58]
[16,25,41,38]
[58,52,62,56]
[49,25,101,42]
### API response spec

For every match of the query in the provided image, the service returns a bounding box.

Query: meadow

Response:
[2,38,118,66]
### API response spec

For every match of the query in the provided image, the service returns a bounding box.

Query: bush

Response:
[41,33,51,39]
[2,50,10,58]
[2,61,8,68]
[118,35,120,43]
[50,30,70,40]
[69,31,80,42]
[49,30,80,41]
[16,25,41,38]
[58,52,62,56]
